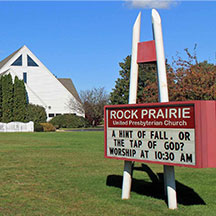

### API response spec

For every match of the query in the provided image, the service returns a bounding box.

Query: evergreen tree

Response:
[110,55,157,104]
[0,74,47,123]
[2,74,13,122]
[110,49,215,104]
[13,76,28,122]
[110,56,131,104]
[0,77,2,121]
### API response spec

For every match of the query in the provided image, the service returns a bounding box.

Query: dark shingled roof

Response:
[58,78,82,103]
[0,46,23,70]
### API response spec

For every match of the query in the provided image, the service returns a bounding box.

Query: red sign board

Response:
[137,40,157,63]
[104,101,216,168]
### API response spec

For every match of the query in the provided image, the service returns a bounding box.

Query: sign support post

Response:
[121,9,177,208]
[121,12,141,200]
[105,11,216,207]
[152,9,177,209]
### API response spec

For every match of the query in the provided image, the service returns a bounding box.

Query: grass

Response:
[59,125,104,131]
[0,132,215,215]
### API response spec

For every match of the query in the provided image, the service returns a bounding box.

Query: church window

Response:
[23,72,27,83]
[11,55,22,66]
[27,55,38,66]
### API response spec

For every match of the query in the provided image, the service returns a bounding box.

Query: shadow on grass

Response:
[106,164,205,206]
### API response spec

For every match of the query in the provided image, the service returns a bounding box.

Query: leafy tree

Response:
[169,49,216,101]
[110,55,157,104]
[13,76,28,122]
[2,74,13,122]
[80,87,109,126]
[112,48,215,104]
[140,62,175,103]
[140,48,216,102]
[138,62,159,103]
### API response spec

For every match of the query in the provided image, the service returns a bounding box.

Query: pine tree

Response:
[2,74,13,122]
[13,76,28,122]
[110,55,157,104]
[0,76,2,121]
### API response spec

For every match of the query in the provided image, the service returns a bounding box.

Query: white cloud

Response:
[125,0,178,9]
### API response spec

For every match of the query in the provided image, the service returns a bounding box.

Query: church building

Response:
[0,45,84,120]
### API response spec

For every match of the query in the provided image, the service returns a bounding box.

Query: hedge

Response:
[49,114,89,129]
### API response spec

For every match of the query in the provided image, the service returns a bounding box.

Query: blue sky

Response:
[0,1,215,94]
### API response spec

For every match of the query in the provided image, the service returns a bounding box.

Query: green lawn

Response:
[0,132,215,215]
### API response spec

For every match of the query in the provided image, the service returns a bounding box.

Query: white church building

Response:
[0,45,84,120]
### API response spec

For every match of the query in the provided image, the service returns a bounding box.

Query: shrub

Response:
[40,123,56,132]
[49,114,89,128]
[27,104,47,124]
[34,123,44,132]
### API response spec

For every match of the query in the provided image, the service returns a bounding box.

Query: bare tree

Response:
[68,87,109,126]
[67,97,85,116]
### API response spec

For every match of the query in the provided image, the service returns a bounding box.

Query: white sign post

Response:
[152,9,177,209]
[121,9,177,209]
[121,12,141,200]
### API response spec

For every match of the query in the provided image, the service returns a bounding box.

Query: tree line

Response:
[0,74,46,123]
[1,48,213,127]
[73,48,215,127]
[110,48,216,104]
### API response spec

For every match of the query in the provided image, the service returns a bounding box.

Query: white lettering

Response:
[157,109,165,118]
[141,109,148,118]
[124,110,130,119]
[110,111,116,119]
[141,107,191,119]
[117,110,124,119]
[110,110,139,120]
[149,109,156,118]
[131,110,138,119]
[111,107,192,121]
[182,108,191,118]
[169,108,177,118]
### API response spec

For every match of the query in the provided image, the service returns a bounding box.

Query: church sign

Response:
[104,101,216,168]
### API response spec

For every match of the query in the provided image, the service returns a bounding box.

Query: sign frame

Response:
[104,100,216,168]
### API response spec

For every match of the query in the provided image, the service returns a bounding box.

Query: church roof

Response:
[58,78,82,104]
[0,46,23,70]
